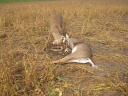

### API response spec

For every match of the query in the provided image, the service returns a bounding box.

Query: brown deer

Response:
[50,12,66,45]
[52,35,98,68]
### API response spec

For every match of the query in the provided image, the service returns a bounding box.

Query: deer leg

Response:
[88,58,98,68]
[52,53,73,64]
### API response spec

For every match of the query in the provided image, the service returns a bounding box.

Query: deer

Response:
[52,35,98,68]
[49,11,67,45]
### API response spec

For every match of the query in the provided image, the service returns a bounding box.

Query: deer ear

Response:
[66,34,69,39]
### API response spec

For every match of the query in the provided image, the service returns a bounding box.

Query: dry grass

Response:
[0,0,128,96]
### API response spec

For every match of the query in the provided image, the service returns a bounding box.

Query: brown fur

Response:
[52,42,92,63]
[50,11,66,45]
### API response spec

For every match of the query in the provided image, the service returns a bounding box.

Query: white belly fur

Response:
[70,58,90,63]
[72,46,77,53]
[69,58,97,68]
